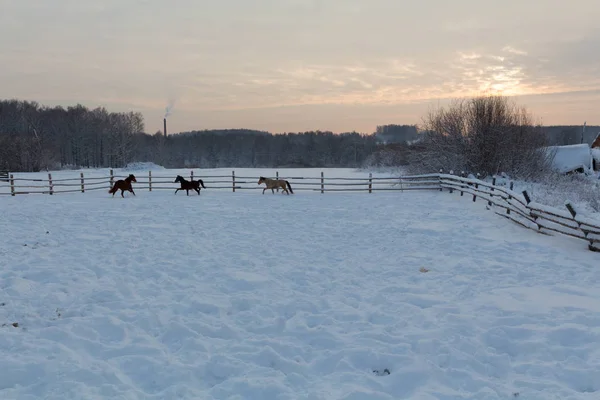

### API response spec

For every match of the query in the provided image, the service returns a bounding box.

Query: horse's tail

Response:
[108,183,117,194]
[199,179,206,189]
[286,180,293,194]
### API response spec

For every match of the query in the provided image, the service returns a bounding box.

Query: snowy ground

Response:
[1,171,600,399]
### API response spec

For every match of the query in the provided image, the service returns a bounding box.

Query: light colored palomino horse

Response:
[258,176,294,195]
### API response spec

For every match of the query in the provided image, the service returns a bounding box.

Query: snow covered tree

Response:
[408,94,552,179]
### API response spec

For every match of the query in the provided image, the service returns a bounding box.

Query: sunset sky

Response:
[2,0,599,134]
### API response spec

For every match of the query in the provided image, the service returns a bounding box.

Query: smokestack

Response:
[164,118,167,137]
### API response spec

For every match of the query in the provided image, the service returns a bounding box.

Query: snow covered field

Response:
[1,169,600,399]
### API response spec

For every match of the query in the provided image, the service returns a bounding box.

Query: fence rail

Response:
[0,170,442,195]
[439,173,600,252]
[1,169,599,251]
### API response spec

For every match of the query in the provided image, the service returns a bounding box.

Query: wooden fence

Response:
[0,170,441,195]
[439,173,600,252]
[1,169,599,251]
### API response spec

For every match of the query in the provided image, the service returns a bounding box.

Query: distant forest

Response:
[0,99,597,172]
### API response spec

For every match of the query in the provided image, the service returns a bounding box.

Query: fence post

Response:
[10,174,15,196]
[80,172,85,193]
[48,173,53,195]
[110,169,114,188]
[522,190,531,205]
[507,182,514,214]
[191,170,194,181]
[149,170,152,191]
[488,177,496,206]
[276,171,279,192]
[472,183,478,202]
[439,169,443,191]
[564,201,597,251]
[232,170,236,192]
[447,170,454,194]
[565,201,577,218]
[368,173,372,193]
[522,190,541,231]
[320,171,324,194]
[440,169,456,193]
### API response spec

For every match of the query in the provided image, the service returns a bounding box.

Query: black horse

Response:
[174,175,206,195]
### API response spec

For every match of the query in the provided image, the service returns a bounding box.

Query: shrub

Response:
[407,94,552,179]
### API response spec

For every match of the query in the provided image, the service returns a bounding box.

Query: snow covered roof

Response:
[545,143,593,174]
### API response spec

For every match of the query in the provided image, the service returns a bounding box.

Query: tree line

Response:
[0,100,143,171]
[1,97,592,180]
[135,129,378,169]
[0,99,384,171]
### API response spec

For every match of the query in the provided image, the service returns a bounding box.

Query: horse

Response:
[258,176,294,195]
[174,175,206,195]
[108,174,137,198]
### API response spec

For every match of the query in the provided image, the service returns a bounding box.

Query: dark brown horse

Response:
[174,175,206,195]
[108,174,137,198]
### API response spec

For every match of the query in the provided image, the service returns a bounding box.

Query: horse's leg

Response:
[195,187,200,195]
[130,188,136,196]
[186,189,189,196]
[175,188,180,195]
[121,189,125,198]
[262,187,266,194]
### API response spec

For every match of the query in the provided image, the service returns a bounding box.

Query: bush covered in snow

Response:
[406,94,552,179]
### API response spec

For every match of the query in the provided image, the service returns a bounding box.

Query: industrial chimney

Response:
[163,118,167,138]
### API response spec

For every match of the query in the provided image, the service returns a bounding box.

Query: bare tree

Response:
[407,94,552,179]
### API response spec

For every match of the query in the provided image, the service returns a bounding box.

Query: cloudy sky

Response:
[1,0,599,134]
